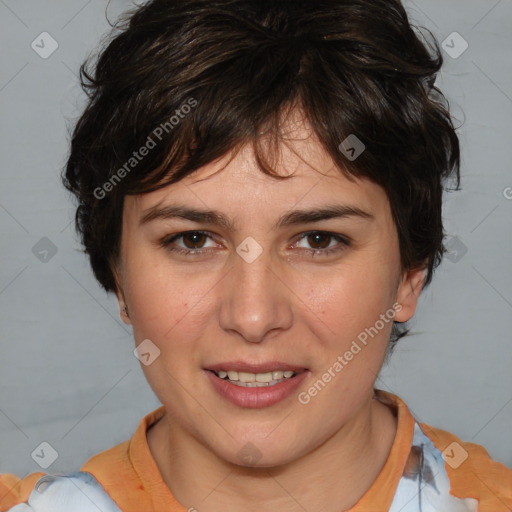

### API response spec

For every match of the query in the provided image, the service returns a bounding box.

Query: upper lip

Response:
[205,361,307,373]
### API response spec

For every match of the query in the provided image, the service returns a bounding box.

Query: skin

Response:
[114,109,425,512]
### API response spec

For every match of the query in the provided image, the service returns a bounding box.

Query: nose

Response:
[218,245,294,343]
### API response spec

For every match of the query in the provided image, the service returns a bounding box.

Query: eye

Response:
[160,230,350,257]
[294,231,350,257]
[160,230,218,255]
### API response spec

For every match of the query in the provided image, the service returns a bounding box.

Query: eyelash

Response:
[159,230,350,257]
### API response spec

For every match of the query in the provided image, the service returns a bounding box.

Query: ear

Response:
[112,264,132,325]
[394,267,426,323]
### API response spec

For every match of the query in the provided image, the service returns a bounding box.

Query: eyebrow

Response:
[139,203,374,230]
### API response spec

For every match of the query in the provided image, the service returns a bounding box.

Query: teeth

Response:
[256,372,273,383]
[237,381,272,387]
[214,369,298,384]
[238,371,255,383]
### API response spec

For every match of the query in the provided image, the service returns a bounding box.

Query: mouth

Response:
[204,362,309,408]
[208,369,300,387]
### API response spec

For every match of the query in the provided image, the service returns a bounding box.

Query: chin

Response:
[211,433,307,469]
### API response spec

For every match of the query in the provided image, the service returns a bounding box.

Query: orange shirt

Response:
[1,390,511,511]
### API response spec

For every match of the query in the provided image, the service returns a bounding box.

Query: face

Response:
[114,111,424,467]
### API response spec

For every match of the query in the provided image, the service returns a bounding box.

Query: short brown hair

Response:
[62,0,460,346]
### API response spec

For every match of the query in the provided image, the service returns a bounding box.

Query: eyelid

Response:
[160,229,351,256]
[160,230,218,250]
[293,230,351,247]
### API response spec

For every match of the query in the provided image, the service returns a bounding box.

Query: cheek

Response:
[124,267,215,400]
[122,246,218,347]
[128,276,213,343]
[123,276,236,408]
[300,258,398,340]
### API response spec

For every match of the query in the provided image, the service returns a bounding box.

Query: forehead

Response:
[125,110,390,222]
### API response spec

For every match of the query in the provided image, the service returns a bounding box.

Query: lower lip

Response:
[205,370,309,408]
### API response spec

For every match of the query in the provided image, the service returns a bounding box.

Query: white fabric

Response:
[6,471,121,512]
[389,423,479,512]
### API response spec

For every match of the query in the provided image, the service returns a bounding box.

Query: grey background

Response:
[0,0,511,480]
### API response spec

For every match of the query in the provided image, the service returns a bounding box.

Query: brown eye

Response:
[160,230,217,255]
[160,230,349,258]
[294,231,350,257]
[181,232,208,249]
[306,232,331,249]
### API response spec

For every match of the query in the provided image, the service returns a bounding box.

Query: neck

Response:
[147,392,397,512]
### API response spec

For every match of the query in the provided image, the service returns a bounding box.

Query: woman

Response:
[2,0,511,510]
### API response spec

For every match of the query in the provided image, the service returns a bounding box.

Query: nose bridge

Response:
[218,238,293,342]
[235,241,274,293]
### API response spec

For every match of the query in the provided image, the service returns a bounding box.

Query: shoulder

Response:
[1,471,121,512]
[80,439,136,490]
[0,439,131,512]
[418,421,512,511]
[1,472,44,511]
[1,407,163,512]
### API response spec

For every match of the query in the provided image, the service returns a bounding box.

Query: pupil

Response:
[184,233,205,249]
[182,233,331,250]
[309,233,329,249]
